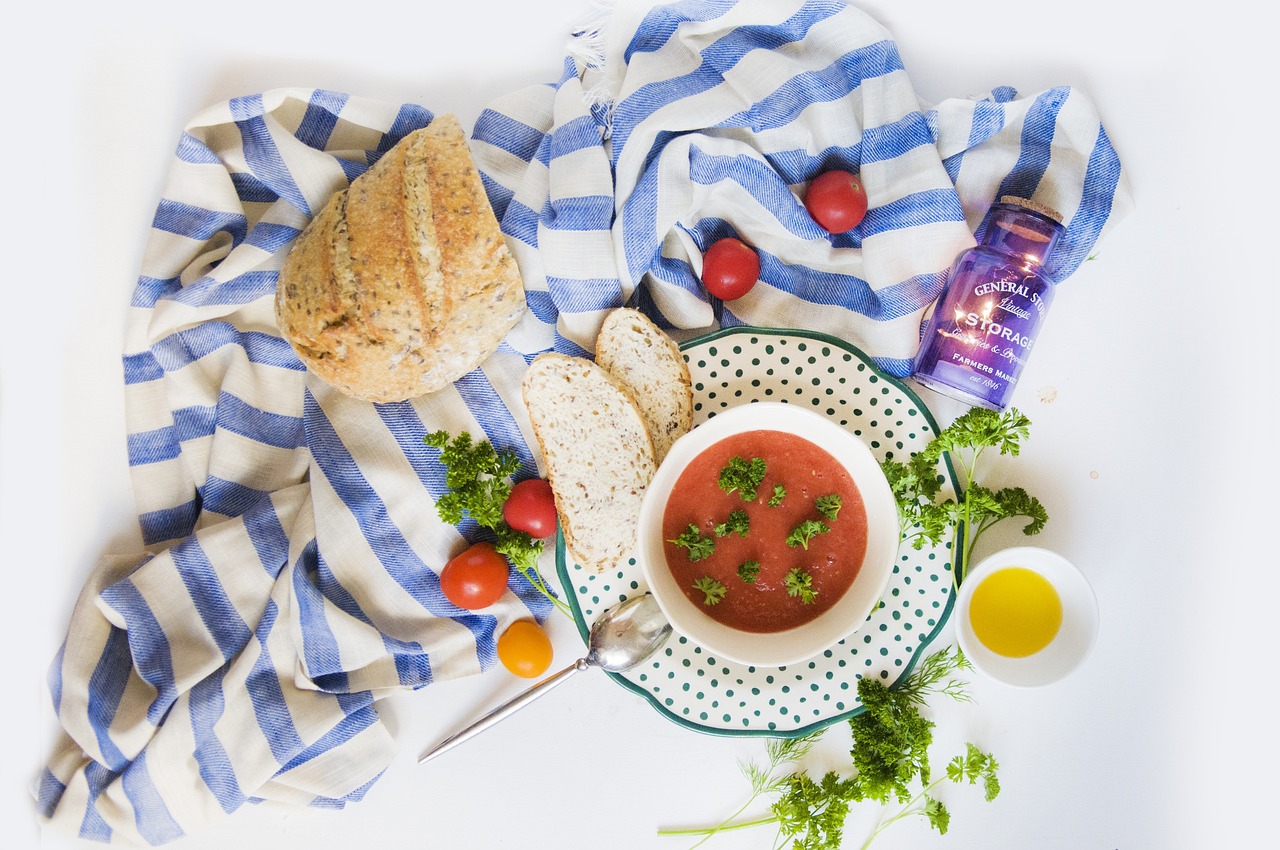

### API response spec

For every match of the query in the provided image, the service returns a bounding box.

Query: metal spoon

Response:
[418,592,672,764]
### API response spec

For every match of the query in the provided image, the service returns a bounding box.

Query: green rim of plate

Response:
[554,326,959,739]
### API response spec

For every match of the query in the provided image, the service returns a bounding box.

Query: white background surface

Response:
[3,1,1275,848]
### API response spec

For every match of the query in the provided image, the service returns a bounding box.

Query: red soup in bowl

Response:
[661,429,867,633]
[637,402,898,668]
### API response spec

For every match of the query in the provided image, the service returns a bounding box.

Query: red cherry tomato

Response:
[439,541,510,610]
[804,170,868,233]
[701,237,760,301]
[503,478,557,538]
[497,619,553,678]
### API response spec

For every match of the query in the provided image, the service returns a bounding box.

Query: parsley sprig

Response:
[783,567,817,604]
[669,524,716,562]
[815,494,841,521]
[425,430,571,617]
[693,576,728,606]
[714,510,751,538]
[880,407,1048,585]
[785,519,829,550]
[657,647,997,849]
[719,456,767,501]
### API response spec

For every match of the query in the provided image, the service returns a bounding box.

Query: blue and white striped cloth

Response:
[39,0,1130,843]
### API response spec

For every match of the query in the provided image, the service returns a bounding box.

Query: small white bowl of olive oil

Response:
[955,547,1099,687]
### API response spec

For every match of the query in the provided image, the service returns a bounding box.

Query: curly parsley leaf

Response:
[737,560,761,584]
[786,519,830,550]
[493,525,539,575]
[784,568,818,604]
[719,456,767,501]
[693,576,727,606]
[989,485,1048,536]
[768,484,787,507]
[715,509,751,538]
[815,494,842,522]
[850,672,936,804]
[669,524,716,562]
[425,430,520,528]
[773,771,859,850]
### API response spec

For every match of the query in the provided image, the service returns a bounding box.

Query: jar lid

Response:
[999,195,1063,223]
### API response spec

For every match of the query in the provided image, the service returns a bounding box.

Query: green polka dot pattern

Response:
[554,328,957,738]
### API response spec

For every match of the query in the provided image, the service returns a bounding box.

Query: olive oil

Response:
[967,566,1062,657]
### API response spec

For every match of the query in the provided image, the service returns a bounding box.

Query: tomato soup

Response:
[661,429,868,633]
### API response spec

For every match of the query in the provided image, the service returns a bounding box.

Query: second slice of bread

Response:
[522,353,657,573]
[595,308,692,464]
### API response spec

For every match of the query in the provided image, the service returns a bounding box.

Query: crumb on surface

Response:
[1038,385,1058,403]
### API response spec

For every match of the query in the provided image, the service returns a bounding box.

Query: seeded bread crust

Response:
[409,115,527,393]
[275,115,526,403]
[595,308,693,463]
[522,353,657,573]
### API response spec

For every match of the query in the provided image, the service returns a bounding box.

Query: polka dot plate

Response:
[554,327,958,737]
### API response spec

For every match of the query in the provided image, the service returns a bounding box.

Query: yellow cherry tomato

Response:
[496,619,553,678]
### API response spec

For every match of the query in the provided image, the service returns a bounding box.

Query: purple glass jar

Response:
[911,196,1064,410]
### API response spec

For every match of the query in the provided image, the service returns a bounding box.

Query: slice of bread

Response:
[595,308,692,463]
[522,353,657,573]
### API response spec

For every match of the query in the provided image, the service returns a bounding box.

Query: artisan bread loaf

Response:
[275,114,525,403]
[522,353,657,573]
[595,308,692,463]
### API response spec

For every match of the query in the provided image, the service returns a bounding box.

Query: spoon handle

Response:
[418,658,588,765]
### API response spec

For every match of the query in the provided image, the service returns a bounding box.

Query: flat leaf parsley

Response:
[785,519,830,550]
[693,576,728,606]
[880,407,1048,585]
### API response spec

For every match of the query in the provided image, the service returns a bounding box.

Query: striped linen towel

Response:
[38,0,1130,843]
[479,0,1130,371]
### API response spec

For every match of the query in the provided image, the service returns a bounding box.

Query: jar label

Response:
[913,272,1053,409]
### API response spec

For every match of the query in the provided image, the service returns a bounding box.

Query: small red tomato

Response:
[503,478,557,538]
[497,619,554,678]
[439,541,510,610]
[701,237,760,301]
[804,169,868,233]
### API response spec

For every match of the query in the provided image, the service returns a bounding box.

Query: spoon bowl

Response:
[419,593,672,764]
[585,592,672,672]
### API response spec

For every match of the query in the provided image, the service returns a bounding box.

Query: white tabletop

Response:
[4,1,1275,848]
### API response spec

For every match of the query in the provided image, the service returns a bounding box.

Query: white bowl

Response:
[635,402,899,667]
[955,546,1099,687]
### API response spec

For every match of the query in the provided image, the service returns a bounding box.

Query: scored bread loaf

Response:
[522,353,657,573]
[275,114,525,403]
[408,115,527,394]
[595,308,693,463]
